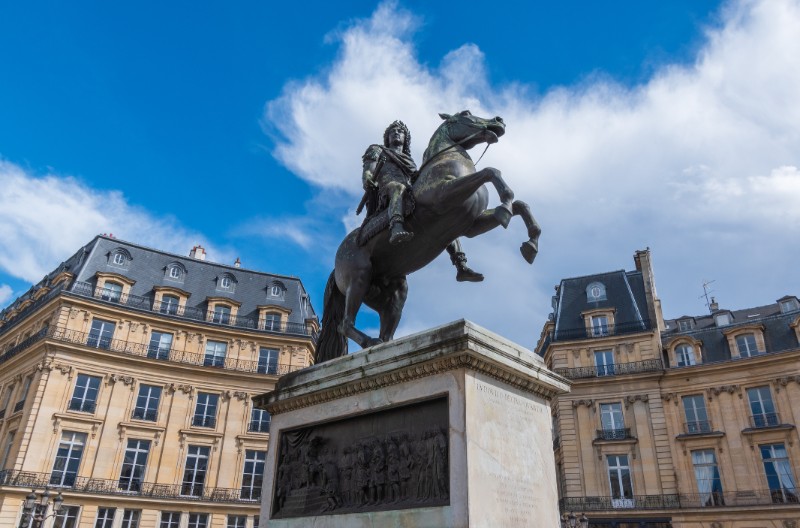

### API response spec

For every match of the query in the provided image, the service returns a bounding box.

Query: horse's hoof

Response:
[494,204,512,228]
[520,241,538,264]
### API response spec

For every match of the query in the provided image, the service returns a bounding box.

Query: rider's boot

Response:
[451,251,484,282]
[389,215,413,245]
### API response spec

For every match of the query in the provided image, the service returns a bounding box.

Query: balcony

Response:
[68,281,316,338]
[131,408,158,422]
[684,420,714,435]
[551,319,651,342]
[555,359,663,380]
[595,428,634,441]
[248,421,270,433]
[30,326,305,376]
[192,416,217,428]
[0,470,258,503]
[560,489,798,512]
[748,412,782,429]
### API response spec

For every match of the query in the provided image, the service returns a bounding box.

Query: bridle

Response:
[417,121,494,175]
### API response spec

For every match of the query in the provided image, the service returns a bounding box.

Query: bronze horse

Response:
[316,111,540,362]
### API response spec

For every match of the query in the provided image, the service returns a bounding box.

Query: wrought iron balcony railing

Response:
[555,359,663,380]
[2,325,306,376]
[749,412,782,429]
[131,408,158,422]
[0,284,65,338]
[69,281,315,337]
[596,428,633,441]
[551,320,652,342]
[0,470,260,503]
[248,421,270,433]
[560,488,799,512]
[684,420,714,435]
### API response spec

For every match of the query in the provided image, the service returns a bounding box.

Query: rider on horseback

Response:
[360,120,483,282]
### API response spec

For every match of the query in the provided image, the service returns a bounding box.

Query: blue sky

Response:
[2,0,799,348]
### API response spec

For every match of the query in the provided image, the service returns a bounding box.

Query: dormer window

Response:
[165,262,187,282]
[591,315,609,337]
[221,277,231,289]
[212,305,231,325]
[268,281,286,300]
[779,297,799,314]
[715,313,731,327]
[736,333,761,357]
[678,318,694,332]
[586,282,607,302]
[108,248,132,268]
[675,344,696,366]
[216,273,236,293]
[100,282,123,302]
[668,337,703,367]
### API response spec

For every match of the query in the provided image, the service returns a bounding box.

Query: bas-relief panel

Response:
[271,397,449,519]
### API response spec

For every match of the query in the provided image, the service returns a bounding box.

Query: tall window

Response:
[227,515,247,528]
[594,350,615,376]
[100,282,123,302]
[147,331,173,360]
[50,431,87,487]
[69,374,101,413]
[682,395,710,434]
[133,384,161,421]
[187,513,209,528]
[193,393,218,428]
[160,512,181,528]
[2,384,14,414]
[675,344,696,367]
[118,439,150,492]
[591,315,609,337]
[181,446,210,497]
[121,510,141,528]
[599,403,625,439]
[263,313,281,331]
[54,506,80,528]
[241,449,266,500]
[204,341,227,368]
[212,305,231,324]
[94,508,116,528]
[607,454,634,507]
[736,333,760,357]
[87,319,115,349]
[15,375,32,412]
[692,449,724,506]
[249,408,271,433]
[258,347,279,374]
[761,444,798,504]
[160,295,179,315]
[747,386,778,427]
[0,431,16,469]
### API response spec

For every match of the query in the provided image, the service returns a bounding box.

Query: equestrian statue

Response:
[316,110,541,362]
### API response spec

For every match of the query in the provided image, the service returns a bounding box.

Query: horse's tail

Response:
[315,270,348,363]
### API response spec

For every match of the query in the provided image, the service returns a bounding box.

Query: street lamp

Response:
[19,488,64,528]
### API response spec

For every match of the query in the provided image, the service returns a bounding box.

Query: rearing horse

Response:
[316,111,541,362]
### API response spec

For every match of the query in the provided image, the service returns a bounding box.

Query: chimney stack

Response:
[189,245,206,261]
[709,296,719,312]
[234,257,241,268]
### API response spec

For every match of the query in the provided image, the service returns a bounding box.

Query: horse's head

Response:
[438,110,506,149]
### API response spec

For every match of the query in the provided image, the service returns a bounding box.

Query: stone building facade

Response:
[537,249,800,528]
[0,235,317,528]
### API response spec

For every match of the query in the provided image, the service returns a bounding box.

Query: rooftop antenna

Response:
[699,279,716,313]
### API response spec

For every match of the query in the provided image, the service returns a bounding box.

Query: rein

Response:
[417,126,489,175]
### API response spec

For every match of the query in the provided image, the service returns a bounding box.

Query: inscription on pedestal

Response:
[272,397,449,519]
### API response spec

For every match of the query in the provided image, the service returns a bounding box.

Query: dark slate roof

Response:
[663,300,799,363]
[552,269,650,340]
[1,235,317,324]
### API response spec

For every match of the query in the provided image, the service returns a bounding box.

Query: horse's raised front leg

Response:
[434,167,515,227]
[464,200,540,264]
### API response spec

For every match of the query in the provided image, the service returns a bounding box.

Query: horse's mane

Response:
[421,121,452,164]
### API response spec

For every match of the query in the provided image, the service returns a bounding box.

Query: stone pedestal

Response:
[257,320,570,528]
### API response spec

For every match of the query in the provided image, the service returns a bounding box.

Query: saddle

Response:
[356,191,415,246]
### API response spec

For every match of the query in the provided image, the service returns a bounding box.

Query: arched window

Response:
[736,333,760,357]
[165,262,187,282]
[268,281,286,299]
[675,344,696,367]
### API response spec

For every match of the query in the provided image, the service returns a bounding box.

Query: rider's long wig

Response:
[383,120,411,156]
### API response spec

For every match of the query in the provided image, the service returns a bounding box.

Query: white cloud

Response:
[0,285,12,306]
[265,0,800,348]
[0,160,226,283]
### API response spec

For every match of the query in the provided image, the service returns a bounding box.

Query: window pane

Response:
[87,319,115,349]
[193,393,218,428]
[204,341,227,368]
[148,332,173,360]
[50,431,86,487]
[258,347,279,374]
[94,508,116,528]
[133,385,161,421]
[182,446,210,496]
[121,510,141,528]
[119,439,150,492]
[69,374,101,413]
[160,512,181,528]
